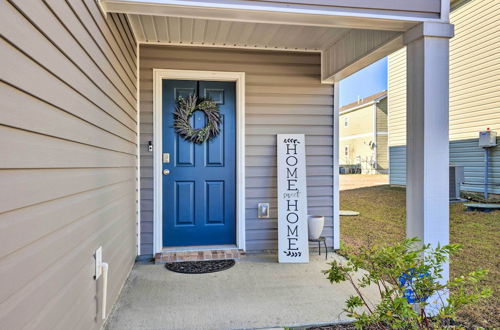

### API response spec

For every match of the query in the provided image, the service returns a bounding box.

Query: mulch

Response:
[307,324,356,330]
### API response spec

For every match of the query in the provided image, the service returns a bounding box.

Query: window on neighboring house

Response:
[344,117,349,127]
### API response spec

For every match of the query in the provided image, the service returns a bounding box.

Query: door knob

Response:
[163,169,170,175]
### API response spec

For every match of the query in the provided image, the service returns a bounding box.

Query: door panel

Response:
[206,181,225,224]
[175,181,195,225]
[162,80,236,247]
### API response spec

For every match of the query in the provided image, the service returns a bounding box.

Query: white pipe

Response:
[484,148,490,200]
[101,262,109,320]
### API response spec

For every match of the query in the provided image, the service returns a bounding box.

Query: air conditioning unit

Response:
[450,165,465,201]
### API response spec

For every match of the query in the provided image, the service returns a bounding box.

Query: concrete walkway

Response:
[105,253,379,330]
[340,174,388,191]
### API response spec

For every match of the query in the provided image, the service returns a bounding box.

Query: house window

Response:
[344,117,349,127]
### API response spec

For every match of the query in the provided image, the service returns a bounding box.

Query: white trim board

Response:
[138,40,322,53]
[101,0,438,31]
[340,132,388,141]
[152,69,246,254]
[136,39,141,256]
[332,83,340,250]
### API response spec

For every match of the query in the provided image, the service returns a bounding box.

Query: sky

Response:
[339,57,388,106]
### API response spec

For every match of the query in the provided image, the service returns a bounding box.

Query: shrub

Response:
[324,238,491,329]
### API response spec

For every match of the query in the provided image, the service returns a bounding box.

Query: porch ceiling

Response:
[101,0,423,32]
[128,15,349,52]
[103,1,409,82]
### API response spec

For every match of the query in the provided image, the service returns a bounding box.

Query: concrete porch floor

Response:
[105,253,379,330]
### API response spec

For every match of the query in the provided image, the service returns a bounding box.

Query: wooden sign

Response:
[277,134,309,263]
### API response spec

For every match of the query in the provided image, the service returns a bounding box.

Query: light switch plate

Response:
[94,246,102,280]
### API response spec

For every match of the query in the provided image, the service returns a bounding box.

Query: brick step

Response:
[155,248,242,264]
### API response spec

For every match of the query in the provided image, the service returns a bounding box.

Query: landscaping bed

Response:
[340,185,499,329]
[307,324,356,330]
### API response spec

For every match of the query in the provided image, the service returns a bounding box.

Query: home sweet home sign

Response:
[277,134,309,263]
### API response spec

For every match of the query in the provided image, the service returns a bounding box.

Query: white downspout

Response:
[101,262,109,320]
[372,103,377,174]
[94,247,110,320]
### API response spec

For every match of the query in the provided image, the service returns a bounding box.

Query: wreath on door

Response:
[173,95,222,144]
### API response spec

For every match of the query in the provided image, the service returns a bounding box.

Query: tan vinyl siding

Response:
[448,0,500,140]
[376,98,388,132]
[387,47,407,147]
[389,0,500,144]
[139,45,333,253]
[376,135,389,170]
[340,133,388,173]
[388,0,500,193]
[0,1,137,329]
[376,98,389,170]
[340,105,374,137]
[339,96,387,173]
[340,136,374,167]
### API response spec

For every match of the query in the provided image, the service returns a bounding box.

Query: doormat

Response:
[165,259,235,274]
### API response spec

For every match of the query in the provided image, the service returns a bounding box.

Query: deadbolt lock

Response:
[163,153,170,163]
[163,169,170,175]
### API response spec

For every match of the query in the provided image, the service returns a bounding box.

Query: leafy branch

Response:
[324,238,491,329]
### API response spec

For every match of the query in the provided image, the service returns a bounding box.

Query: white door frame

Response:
[152,69,246,254]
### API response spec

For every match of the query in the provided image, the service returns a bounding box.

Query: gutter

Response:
[339,95,386,115]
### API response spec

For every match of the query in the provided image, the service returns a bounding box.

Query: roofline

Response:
[339,92,387,114]
[100,0,446,32]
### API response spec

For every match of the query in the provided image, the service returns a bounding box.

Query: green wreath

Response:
[173,95,222,144]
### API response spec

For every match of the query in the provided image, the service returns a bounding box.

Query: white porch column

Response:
[333,82,340,250]
[404,22,454,282]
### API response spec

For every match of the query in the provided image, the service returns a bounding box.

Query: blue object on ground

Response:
[398,268,431,304]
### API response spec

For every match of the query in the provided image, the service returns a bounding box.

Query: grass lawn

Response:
[340,184,499,329]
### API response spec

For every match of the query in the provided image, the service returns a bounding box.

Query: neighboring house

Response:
[339,91,388,174]
[1,1,455,329]
[388,0,500,195]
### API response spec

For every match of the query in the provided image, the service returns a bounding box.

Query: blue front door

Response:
[162,80,236,247]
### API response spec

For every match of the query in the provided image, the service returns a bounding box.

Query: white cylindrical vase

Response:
[308,215,325,240]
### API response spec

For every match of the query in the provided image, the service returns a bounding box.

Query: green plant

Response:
[460,191,500,204]
[324,238,492,329]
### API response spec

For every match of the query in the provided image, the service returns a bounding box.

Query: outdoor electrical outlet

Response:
[258,203,270,218]
[94,246,102,280]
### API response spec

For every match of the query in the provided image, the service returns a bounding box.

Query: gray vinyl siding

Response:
[0,1,137,329]
[389,139,500,194]
[139,45,334,254]
[389,146,407,186]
